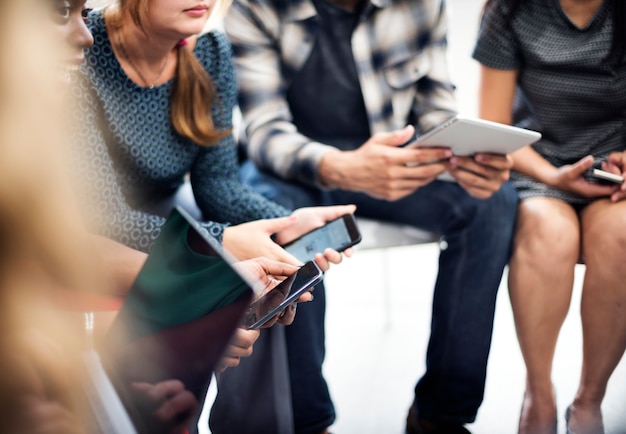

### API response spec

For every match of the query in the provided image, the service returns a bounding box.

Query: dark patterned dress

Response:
[73,10,287,252]
[473,0,626,204]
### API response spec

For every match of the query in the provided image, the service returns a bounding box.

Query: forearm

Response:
[191,142,291,219]
[511,145,557,184]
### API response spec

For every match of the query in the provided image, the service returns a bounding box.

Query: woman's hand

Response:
[222,216,303,265]
[215,327,261,372]
[130,380,198,434]
[602,151,626,202]
[447,153,512,199]
[223,205,357,272]
[274,204,357,271]
[233,257,313,325]
[546,156,618,198]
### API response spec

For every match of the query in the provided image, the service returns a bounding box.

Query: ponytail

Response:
[109,2,229,146]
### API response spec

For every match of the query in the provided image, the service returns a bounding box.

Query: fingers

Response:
[217,328,260,370]
[276,302,298,325]
[131,380,186,404]
[602,152,626,180]
[152,389,197,424]
[473,153,514,171]
[258,215,297,234]
[397,160,449,179]
[569,155,595,177]
[322,248,343,265]
[219,330,258,365]
[296,292,313,303]
[370,125,415,147]
[611,187,626,203]
[399,148,452,167]
[227,328,260,354]
[300,204,357,222]
[250,257,300,278]
[131,381,198,429]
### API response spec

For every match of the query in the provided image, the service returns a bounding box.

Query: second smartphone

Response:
[281,213,362,263]
[243,260,323,329]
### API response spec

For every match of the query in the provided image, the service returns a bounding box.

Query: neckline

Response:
[550,0,607,31]
[96,10,203,90]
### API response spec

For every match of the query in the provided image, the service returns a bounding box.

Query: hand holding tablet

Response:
[403,115,541,182]
[404,114,542,157]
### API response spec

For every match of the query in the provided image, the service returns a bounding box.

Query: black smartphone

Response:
[243,261,323,330]
[585,167,624,185]
[281,214,362,263]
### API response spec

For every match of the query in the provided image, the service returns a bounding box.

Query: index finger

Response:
[251,257,300,278]
[396,147,453,166]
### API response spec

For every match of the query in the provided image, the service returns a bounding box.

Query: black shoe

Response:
[406,406,472,434]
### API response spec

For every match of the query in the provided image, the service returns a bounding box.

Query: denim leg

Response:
[334,181,518,425]
[242,162,518,427]
[415,182,517,424]
[240,162,336,434]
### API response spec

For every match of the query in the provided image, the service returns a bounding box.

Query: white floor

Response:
[322,243,626,434]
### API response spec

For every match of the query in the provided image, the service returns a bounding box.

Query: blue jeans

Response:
[240,161,518,428]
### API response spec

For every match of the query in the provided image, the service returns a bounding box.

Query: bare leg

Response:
[568,199,626,434]
[509,198,580,434]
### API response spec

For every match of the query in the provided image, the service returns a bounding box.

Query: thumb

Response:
[570,155,594,176]
[372,125,415,147]
[261,215,297,235]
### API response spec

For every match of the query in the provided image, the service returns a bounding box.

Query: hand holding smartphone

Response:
[585,167,625,185]
[281,214,362,263]
[242,261,323,330]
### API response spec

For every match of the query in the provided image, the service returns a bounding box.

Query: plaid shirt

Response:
[225,0,457,187]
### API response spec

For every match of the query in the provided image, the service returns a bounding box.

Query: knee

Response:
[582,204,626,262]
[514,206,579,265]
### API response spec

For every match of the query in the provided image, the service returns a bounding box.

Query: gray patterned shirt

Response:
[473,0,626,203]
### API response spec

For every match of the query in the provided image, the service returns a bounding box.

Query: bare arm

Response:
[477,65,614,198]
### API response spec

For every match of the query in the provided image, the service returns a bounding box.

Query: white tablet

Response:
[406,114,541,156]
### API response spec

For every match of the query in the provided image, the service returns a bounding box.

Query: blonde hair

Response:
[109,0,230,146]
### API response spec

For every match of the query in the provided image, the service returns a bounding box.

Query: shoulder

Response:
[195,31,237,110]
[194,31,235,80]
[195,31,233,64]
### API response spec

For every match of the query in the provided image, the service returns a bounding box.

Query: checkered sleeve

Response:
[225,0,338,187]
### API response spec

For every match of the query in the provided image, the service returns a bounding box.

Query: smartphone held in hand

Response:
[281,214,362,263]
[585,167,625,185]
[243,261,323,330]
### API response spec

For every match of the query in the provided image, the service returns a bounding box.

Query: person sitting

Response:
[222,0,518,432]
[474,0,626,433]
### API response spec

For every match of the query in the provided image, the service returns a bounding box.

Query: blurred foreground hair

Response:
[0,1,98,431]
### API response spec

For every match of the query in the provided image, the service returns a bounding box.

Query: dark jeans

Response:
[241,161,518,428]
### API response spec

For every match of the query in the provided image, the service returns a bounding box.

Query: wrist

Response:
[318,149,346,189]
[536,167,561,187]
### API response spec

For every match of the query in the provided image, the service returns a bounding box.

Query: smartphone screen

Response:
[243,261,323,329]
[283,215,361,263]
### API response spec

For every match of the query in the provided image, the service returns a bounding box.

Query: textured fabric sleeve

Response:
[190,32,290,221]
[224,0,338,187]
[472,1,521,70]
[72,76,227,253]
